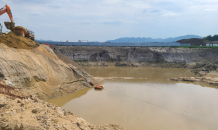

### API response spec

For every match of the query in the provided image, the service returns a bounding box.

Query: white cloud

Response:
[163,12,179,16]
[30,11,43,15]
[204,8,216,11]
[14,16,25,19]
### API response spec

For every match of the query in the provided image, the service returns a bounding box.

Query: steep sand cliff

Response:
[0,43,93,100]
[0,39,99,99]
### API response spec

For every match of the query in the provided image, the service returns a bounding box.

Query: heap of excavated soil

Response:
[13,26,27,34]
[0,94,127,130]
[0,31,39,49]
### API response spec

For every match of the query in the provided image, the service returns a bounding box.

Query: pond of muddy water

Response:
[48,67,218,130]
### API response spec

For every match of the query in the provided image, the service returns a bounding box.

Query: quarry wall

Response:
[56,46,218,64]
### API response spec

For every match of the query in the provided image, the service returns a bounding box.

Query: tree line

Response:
[203,35,218,41]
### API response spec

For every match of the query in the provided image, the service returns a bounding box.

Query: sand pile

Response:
[0,31,39,49]
[13,26,27,34]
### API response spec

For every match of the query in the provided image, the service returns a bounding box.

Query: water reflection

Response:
[48,87,92,106]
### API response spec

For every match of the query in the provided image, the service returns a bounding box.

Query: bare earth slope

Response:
[0,43,91,100]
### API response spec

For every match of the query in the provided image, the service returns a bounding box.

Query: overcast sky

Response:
[0,0,217,42]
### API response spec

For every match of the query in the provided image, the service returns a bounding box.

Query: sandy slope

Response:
[0,43,93,100]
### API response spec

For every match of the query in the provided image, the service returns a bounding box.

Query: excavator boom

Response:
[0,5,13,22]
[0,5,14,30]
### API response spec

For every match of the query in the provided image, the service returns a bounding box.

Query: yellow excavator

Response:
[0,5,35,40]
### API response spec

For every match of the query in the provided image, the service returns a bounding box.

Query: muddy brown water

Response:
[48,67,218,130]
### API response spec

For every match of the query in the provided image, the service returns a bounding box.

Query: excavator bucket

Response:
[4,21,15,30]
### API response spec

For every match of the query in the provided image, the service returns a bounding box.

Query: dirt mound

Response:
[177,38,210,46]
[0,31,39,49]
[13,26,27,34]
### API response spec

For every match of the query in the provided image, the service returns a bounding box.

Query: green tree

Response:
[213,35,218,41]
[204,35,218,41]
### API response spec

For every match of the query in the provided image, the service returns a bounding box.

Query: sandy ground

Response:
[0,94,127,130]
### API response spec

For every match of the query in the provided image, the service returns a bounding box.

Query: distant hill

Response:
[107,35,202,43]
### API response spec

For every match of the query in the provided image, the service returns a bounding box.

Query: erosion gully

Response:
[47,67,218,130]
